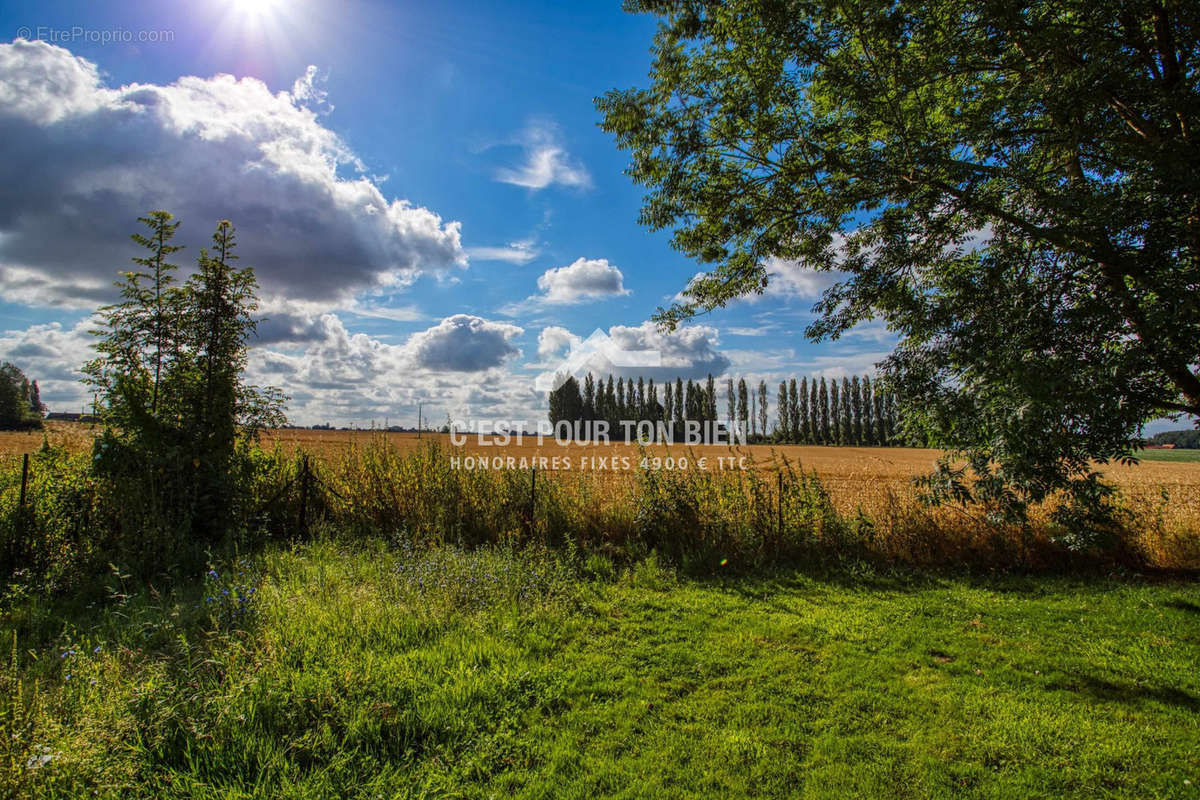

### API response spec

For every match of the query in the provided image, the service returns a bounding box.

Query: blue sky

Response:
[0,0,1183,433]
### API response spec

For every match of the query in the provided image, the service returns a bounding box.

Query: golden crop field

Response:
[6,421,1199,516]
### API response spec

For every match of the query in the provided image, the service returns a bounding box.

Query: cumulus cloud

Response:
[532,321,730,389]
[0,319,95,410]
[405,314,523,372]
[536,326,580,360]
[537,258,629,304]
[494,120,591,191]
[0,39,467,309]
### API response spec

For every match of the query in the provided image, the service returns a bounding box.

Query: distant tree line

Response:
[1147,430,1200,449]
[0,362,45,430]
[548,372,917,445]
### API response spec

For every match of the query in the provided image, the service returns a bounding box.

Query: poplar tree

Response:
[674,377,684,432]
[809,379,820,444]
[799,377,810,443]
[840,377,854,446]
[788,378,799,443]
[582,373,596,421]
[819,377,831,444]
[830,379,841,445]
[862,375,875,446]
[726,378,736,428]
[757,380,768,439]
[850,375,863,445]
[777,381,788,442]
[737,378,748,437]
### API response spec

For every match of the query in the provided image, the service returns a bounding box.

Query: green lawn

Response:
[4,543,1198,798]
[1137,448,1200,463]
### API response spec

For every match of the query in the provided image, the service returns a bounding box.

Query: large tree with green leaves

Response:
[599,0,1200,534]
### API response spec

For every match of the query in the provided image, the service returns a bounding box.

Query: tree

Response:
[674,376,685,432]
[798,377,810,443]
[737,378,748,436]
[726,377,736,428]
[830,380,841,445]
[705,373,717,423]
[86,214,286,545]
[841,377,854,446]
[549,376,583,427]
[599,0,1200,533]
[777,381,788,441]
[663,380,674,426]
[809,379,820,444]
[862,375,876,446]
[787,381,796,443]
[582,373,596,421]
[28,380,44,416]
[818,377,831,444]
[757,380,768,439]
[850,375,863,445]
[0,363,41,430]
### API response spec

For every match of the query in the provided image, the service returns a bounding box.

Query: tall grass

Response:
[1,437,1196,601]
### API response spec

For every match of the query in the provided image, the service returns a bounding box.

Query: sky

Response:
[0,0,1184,433]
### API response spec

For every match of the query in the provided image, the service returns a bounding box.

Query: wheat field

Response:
[6,421,1198,515]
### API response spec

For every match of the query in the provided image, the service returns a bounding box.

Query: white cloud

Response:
[532,321,730,389]
[536,257,629,304]
[536,326,580,360]
[405,314,523,372]
[466,238,540,265]
[0,40,467,309]
[494,120,591,191]
[761,256,844,299]
[0,318,96,410]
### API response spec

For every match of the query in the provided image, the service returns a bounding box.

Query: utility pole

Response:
[417,402,422,439]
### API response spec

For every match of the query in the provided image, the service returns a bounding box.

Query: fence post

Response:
[298,455,310,536]
[18,453,29,511]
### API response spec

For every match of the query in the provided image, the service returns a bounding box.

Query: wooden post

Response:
[298,455,310,536]
[18,453,29,511]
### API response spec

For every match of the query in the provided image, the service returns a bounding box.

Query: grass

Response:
[3,541,1198,798]
[1137,448,1200,463]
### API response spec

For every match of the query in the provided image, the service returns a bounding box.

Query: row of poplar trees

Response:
[548,372,911,445]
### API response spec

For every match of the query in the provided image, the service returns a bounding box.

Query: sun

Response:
[228,0,284,22]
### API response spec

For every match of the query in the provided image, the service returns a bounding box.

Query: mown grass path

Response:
[5,545,1198,798]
